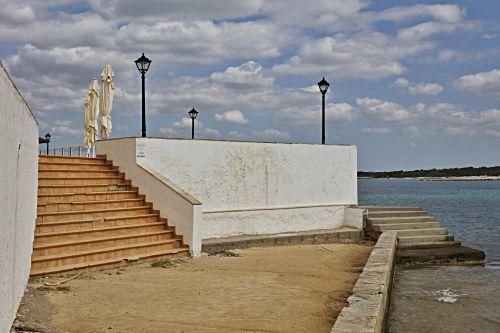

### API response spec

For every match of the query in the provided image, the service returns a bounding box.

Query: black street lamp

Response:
[318,77,330,144]
[134,53,152,137]
[39,133,51,155]
[188,108,199,139]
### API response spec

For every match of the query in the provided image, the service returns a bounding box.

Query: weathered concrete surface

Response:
[202,227,367,252]
[331,232,397,333]
[0,61,39,333]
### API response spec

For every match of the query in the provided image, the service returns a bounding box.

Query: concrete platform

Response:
[397,246,485,265]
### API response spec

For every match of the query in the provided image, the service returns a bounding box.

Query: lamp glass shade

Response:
[45,133,51,140]
[318,77,330,94]
[188,108,199,119]
[134,53,152,73]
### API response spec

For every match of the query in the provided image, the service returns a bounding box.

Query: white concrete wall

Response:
[139,138,357,210]
[202,205,345,239]
[0,61,39,333]
[138,138,357,239]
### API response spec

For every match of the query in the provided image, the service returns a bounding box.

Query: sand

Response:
[14,243,372,333]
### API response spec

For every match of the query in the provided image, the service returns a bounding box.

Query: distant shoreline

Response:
[358,176,500,181]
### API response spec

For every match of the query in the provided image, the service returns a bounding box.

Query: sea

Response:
[358,178,500,333]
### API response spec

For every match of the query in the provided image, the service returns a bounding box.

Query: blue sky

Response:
[1,0,499,171]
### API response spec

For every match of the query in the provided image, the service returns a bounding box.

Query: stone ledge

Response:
[202,228,366,252]
[331,232,397,333]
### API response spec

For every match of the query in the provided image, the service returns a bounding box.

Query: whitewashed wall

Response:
[137,138,357,238]
[0,61,39,333]
[138,138,357,209]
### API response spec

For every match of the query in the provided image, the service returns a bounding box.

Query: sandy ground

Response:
[14,243,372,333]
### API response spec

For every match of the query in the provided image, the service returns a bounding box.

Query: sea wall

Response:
[331,232,397,333]
[0,61,39,333]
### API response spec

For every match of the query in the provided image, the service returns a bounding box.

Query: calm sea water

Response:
[358,179,500,333]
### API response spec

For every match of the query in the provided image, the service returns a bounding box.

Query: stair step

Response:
[369,222,442,232]
[359,206,423,212]
[38,176,125,186]
[39,161,114,171]
[35,222,168,243]
[367,211,429,218]
[37,190,139,204]
[33,154,189,276]
[398,241,461,250]
[398,234,454,244]
[31,239,184,272]
[37,198,146,214]
[37,206,154,223]
[30,247,189,276]
[367,216,436,224]
[39,169,119,178]
[394,228,448,237]
[38,182,131,194]
[39,155,106,164]
[33,230,176,256]
[35,214,163,233]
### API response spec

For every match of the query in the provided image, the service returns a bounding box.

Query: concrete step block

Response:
[367,211,429,218]
[367,216,436,224]
[398,234,454,244]
[394,228,448,237]
[398,241,461,250]
[369,222,442,232]
[359,206,423,212]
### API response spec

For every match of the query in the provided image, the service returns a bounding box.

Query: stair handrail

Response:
[39,145,88,157]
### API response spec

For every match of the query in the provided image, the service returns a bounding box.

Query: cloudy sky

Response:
[1,0,499,171]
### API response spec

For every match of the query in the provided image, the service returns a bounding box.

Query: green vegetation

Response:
[358,166,500,178]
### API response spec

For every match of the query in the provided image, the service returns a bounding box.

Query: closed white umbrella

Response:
[99,64,115,139]
[83,79,99,157]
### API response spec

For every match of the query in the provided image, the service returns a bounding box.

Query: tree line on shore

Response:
[358,166,500,178]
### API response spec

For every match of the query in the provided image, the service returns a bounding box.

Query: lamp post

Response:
[39,133,51,155]
[45,133,51,154]
[134,53,152,137]
[317,77,330,144]
[188,108,199,139]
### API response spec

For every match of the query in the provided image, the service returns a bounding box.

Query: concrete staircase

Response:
[32,155,189,276]
[361,206,458,248]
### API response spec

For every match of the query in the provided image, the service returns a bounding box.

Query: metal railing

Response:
[39,146,88,157]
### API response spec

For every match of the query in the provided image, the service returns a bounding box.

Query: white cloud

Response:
[89,0,262,21]
[273,32,433,79]
[397,21,474,41]
[159,117,221,138]
[252,128,290,140]
[392,78,443,95]
[373,4,465,23]
[277,103,355,126]
[214,110,249,124]
[115,21,288,63]
[361,127,392,134]
[408,83,443,95]
[356,98,411,122]
[392,78,410,88]
[357,98,500,138]
[0,3,36,25]
[210,61,274,88]
[453,69,500,95]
